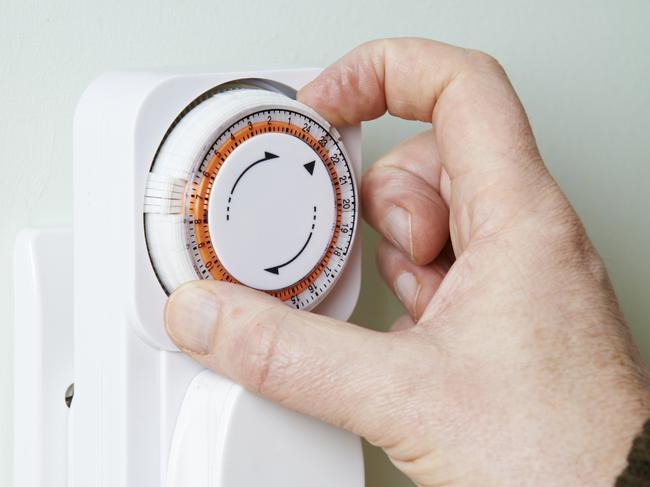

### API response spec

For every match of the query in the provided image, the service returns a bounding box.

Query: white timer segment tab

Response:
[144,173,188,214]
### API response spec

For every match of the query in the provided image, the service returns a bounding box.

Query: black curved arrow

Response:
[265,232,313,275]
[230,151,279,194]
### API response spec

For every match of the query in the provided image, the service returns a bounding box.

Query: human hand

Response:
[165,38,650,486]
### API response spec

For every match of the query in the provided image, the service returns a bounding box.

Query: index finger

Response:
[298,38,554,255]
[298,38,540,178]
[298,38,469,125]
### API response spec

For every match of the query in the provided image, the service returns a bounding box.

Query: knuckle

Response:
[535,196,614,287]
[565,228,611,285]
[463,48,505,74]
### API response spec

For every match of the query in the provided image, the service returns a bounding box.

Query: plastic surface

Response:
[14,228,73,487]
[167,371,364,487]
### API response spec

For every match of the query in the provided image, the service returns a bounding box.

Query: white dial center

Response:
[209,132,336,291]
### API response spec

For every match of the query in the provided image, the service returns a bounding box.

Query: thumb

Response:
[165,280,405,440]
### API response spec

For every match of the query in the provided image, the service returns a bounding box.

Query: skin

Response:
[165,38,650,486]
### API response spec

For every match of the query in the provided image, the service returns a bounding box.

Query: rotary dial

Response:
[144,86,358,311]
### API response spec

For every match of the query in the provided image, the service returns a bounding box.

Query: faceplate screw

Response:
[65,383,74,408]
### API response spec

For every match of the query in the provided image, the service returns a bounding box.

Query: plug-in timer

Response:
[10,70,364,487]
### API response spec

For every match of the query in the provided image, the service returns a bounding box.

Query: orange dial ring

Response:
[185,119,343,302]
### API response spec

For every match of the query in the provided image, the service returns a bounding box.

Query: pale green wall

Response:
[1,1,649,485]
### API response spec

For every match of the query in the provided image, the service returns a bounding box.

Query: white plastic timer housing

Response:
[13,70,363,487]
[76,71,361,352]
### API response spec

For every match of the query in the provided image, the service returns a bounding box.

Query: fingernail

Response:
[165,284,221,355]
[394,272,421,316]
[383,206,414,258]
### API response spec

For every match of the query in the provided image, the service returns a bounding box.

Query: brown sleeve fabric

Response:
[616,420,650,486]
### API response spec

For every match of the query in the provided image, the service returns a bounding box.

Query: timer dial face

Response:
[144,87,358,311]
